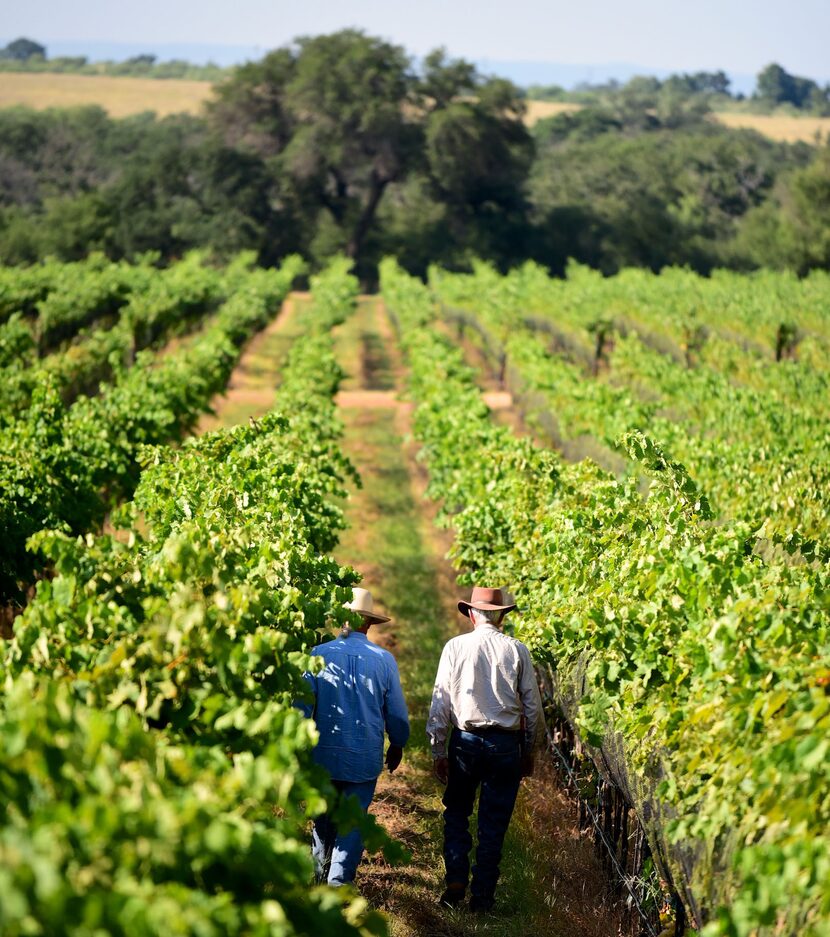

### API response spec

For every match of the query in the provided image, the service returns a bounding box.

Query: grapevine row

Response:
[1,252,157,348]
[381,258,830,937]
[0,252,230,419]
[430,264,830,547]
[0,259,386,937]
[0,256,305,605]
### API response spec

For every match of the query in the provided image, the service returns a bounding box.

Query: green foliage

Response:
[529,70,732,106]
[0,312,34,367]
[755,63,830,113]
[0,255,305,603]
[0,37,45,61]
[430,260,830,546]
[0,257,388,936]
[32,253,152,350]
[531,107,622,146]
[211,30,420,272]
[529,125,808,274]
[0,33,827,275]
[0,251,229,419]
[208,30,530,277]
[382,258,830,937]
[737,146,830,273]
[417,47,477,109]
[425,97,532,210]
[0,108,287,266]
[0,675,361,936]
[0,49,227,80]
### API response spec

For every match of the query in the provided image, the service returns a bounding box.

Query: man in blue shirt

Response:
[301,587,410,887]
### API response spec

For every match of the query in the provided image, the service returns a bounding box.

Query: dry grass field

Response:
[522,99,582,123]
[712,111,830,143]
[522,98,830,143]
[2,73,829,144]
[0,72,212,117]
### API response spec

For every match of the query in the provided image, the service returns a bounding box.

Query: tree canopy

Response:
[0,38,46,61]
[208,30,530,275]
[755,63,828,110]
[0,30,826,277]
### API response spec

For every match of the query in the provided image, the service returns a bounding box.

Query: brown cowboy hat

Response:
[458,586,516,617]
[345,587,391,625]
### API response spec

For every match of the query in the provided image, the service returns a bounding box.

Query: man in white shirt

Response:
[426,586,543,913]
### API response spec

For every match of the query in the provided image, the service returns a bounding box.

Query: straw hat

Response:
[345,587,391,625]
[458,586,516,617]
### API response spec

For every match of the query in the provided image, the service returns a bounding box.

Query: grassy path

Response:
[332,298,620,937]
[196,291,309,432]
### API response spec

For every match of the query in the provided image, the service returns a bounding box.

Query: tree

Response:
[425,87,531,213]
[755,63,819,109]
[209,31,534,275]
[287,31,419,261]
[737,146,830,273]
[0,106,118,209]
[417,47,477,110]
[208,48,297,158]
[1,38,46,61]
[417,60,532,253]
[532,108,623,146]
[663,71,731,96]
[528,125,803,274]
[112,54,158,76]
[211,30,419,270]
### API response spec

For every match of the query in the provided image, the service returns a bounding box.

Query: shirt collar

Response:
[474,623,500,635]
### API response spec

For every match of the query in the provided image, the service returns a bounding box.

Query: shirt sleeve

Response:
[517,643,543,752]
[383,658,410,748]
[426,642,453,759]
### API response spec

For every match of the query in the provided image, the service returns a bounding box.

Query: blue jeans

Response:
[442,729,522,899]
[312,778,378,886]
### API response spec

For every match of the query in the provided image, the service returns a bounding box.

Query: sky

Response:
[3,0,829,88]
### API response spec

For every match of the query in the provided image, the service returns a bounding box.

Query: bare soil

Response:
[335,390,405,409]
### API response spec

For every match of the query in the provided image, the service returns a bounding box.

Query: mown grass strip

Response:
[332,298,614,937]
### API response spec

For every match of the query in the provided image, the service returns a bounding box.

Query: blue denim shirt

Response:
[300,632,410,782]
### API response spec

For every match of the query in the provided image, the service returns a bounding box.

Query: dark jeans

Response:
[442,728,523,899]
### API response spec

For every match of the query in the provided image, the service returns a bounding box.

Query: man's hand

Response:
[434,756,449,785]
[520,752,534,778]
[385,744,403,773]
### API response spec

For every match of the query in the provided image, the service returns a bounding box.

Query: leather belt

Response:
[460,725,520,737]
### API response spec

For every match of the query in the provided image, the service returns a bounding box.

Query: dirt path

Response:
[196,291,309,433]
[332,298,621,937]
[335,389,511,410]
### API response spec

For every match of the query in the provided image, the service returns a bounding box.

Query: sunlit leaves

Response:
[382,258,830,937]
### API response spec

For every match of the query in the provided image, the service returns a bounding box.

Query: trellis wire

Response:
[538,695,663,937]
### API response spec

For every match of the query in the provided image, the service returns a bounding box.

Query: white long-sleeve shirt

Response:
[426,623,543,759]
